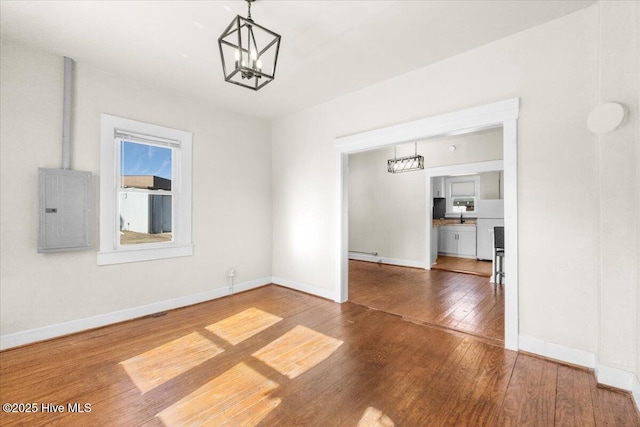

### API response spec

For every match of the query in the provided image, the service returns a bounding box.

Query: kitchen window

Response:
[98,114,193,265]
[446,176,480,215]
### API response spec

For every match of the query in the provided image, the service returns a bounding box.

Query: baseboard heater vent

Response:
[349,250,378,256]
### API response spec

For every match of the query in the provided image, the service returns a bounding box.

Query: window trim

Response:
[98,114,193,265]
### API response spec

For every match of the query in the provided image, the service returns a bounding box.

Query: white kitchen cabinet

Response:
[432,176,445,197]
[438,229,457,254]
[438,225,477,258]
[457,228,477,257]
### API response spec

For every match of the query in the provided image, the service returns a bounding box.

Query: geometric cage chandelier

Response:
[387,142,424,173]
[218,0,282,91]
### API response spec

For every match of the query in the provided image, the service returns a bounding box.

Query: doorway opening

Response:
[335,99,519,350]
[346,130,505,343]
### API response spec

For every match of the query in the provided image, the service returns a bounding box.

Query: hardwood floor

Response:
[349,260,504,342]
[432,255,493,277]
[1,285,638,426]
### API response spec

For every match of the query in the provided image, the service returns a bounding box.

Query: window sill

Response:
[97,244,193,266]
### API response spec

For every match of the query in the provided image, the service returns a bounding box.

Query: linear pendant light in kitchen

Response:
[218,0,281,91]
[388,142,424,173]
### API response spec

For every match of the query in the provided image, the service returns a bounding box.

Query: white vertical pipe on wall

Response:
[62,57,74,170]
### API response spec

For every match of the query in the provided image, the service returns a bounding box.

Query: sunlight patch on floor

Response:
[121,332,224,393]
[252,325,343,379]
[205,307,282,345]
[358,407,395,426]
[157,362,280,426]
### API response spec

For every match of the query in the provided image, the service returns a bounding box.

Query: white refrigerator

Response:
[476,200,504,261]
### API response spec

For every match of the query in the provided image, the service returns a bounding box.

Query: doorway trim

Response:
[335,98,520,350]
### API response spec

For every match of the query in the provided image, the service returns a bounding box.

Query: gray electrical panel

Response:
[38,168,92,253]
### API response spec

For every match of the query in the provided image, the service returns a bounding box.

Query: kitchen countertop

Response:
[432,219,477,227]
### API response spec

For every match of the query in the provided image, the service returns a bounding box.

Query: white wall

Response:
[0,40,272,337]
[348,129,502,263]
[272,3,638,376]
[637,0,640,390]
[479,171,503,200]
[595,1,639,376]
[348,147,425,264]
[420,128,503,168]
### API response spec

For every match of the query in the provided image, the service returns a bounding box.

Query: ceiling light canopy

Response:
[388,142,424,173]
[218,0,281,91]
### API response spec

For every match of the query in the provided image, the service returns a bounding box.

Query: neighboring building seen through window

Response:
[119,141,173,245]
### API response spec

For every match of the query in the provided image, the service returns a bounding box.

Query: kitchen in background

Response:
[432,171,503,269]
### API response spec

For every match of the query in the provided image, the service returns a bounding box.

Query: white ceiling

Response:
[1,1,594,120]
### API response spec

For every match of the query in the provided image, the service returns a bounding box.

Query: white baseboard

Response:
[519,335,640,411]
[271,276,336,301]
[632,374,640,412]
[519,335,597,368]
[597,364,638,393]
[0,276,271,351]
[437,253,477,260]
[348,252,427,269]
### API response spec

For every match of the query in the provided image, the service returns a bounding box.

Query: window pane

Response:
[119,140,173,245]
[452,197,475,212]
[120,193,172,245]
[121,141,172,188]
[451,181,475,196]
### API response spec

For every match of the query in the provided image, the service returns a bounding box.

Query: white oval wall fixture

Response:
[587,102,627,135]
[449,145,457,152]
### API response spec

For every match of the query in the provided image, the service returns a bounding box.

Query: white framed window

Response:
[446,175,480,215]
[98,114,193,265]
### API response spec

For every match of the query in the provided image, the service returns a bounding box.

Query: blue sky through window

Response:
[121,141,172,180]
